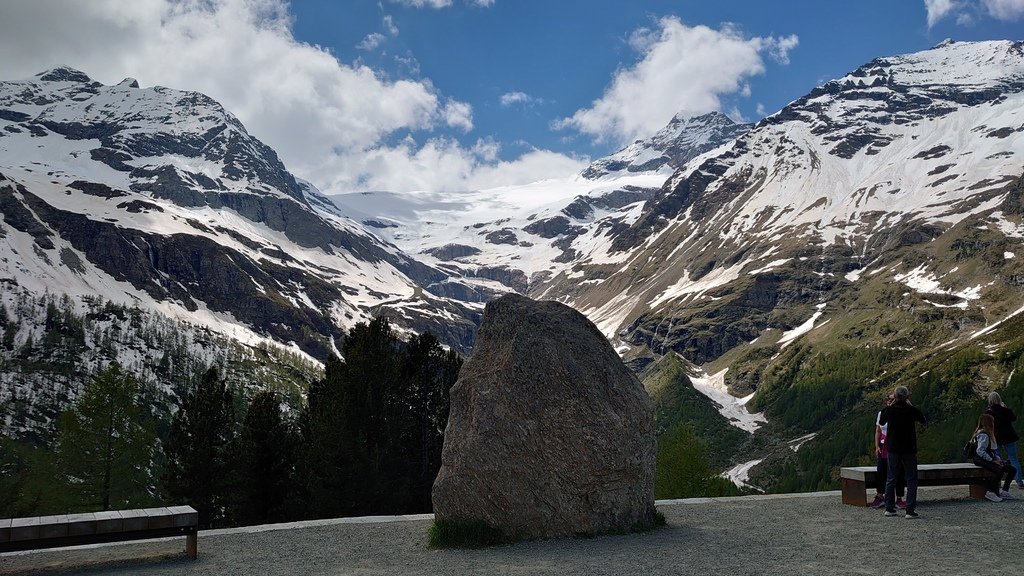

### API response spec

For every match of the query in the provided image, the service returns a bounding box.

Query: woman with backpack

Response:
[984,392,1023,489]
[972,413,1017,502]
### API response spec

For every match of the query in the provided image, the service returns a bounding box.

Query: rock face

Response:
[432,294,656,540]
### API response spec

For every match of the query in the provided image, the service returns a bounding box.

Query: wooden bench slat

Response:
[37,515,69,540]
[0,506,198,558]
[66,513,98,537]
[94,511,124,534]
[119,509,148,532]
[143,507,174,530]
[11,517,41,542]
[167,506,199,528]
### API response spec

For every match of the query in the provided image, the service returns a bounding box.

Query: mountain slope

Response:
[581,111,750,179]
[534,39,1024,367]
[525,39,1024,490]
[0,67,482,363]
[328,110,751,304]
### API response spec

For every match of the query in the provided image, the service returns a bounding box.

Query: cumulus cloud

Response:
[982,0,1024,19]
[0,0,577,192]
[383,15,399,36]
[392,0,494,8]
[333,137,586,192]
[393,0,453,7]
[499,91,543,107]
[357,32,387,51]
[925,0,959,27]
[555,17,797,145]
[924,0,1024,25]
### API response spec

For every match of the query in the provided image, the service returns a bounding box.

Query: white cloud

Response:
[925,0,959,27]
[393,0,453,7]
[383,15,399,36]
[392,0,495,8]
[357,32,387,51]
[982,0,1024,19]
[555,17,797,145]
[755,103,767,117]
[923,0,1024,25]
[0,0,575,193]
[335,137,586,192]
[765,34,799,65]
[443,100,474,132]
[499,91,543,107]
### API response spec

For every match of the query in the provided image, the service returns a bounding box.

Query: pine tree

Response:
[655,424,739,499]
[403,332,461,511]
[162,366,235,528]
[339,317,412,514]
[54,362,158,511]
[298,355,355,518]
[229,390,296,526]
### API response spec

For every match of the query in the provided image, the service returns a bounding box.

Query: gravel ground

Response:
[2,486,1021,576]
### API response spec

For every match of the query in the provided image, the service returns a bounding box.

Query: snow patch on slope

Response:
[686,365,767,433]
[779,303,828,349]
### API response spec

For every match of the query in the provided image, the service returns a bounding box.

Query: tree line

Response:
[0,317,461,528]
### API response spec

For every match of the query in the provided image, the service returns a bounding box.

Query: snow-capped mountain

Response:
[328,110,749,306]
[518,40,1024,374]
[0,67,479,362]
[580,111,750,179]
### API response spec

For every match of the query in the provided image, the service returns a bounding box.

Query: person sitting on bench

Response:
[972,413,1017,502]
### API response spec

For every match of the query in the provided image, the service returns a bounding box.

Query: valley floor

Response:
[2,486,1019,575]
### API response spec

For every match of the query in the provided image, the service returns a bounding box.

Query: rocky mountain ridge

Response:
[580,111,750,179]
[0,67,482,365]
[532,39,1024,368]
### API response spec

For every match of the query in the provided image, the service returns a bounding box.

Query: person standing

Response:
[879,385,926,519]
[870,393,905,509]
[972,413,1017,501]
[984,392,1023,489]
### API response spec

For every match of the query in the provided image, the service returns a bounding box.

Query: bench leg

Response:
[185,533,198,559]
[841,478,868,506]
[969,483,987,499]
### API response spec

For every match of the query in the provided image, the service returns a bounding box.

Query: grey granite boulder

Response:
[432,294,656,541]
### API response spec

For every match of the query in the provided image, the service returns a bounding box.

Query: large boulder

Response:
[432,294,656,541]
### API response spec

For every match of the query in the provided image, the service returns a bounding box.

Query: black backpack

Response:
[962,434,978,461]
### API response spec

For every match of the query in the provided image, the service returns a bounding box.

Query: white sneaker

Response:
[999,490,1013,499]
[985,491,1003,502]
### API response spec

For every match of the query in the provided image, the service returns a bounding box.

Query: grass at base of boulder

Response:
[428,518,507,549]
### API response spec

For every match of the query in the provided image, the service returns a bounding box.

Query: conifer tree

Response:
[163,366,235,528]
[230,390,296,525]
[54,362,158,511]
[403,332,461,511]
[298,355,351,518]
[339,317,411,514]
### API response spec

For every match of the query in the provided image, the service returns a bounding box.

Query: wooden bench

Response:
[840,463,991,506]
[0,506,198,559]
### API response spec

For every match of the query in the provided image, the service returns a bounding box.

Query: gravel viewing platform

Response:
[3,487,1020,576]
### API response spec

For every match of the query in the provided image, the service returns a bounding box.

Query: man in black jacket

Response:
[879,385,926,518]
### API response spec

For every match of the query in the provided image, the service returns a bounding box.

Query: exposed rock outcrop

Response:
[432,294,656,541]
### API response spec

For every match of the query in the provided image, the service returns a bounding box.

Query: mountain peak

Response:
[672,110,733,124]
[35,66,94,84]
[581,110,749,180]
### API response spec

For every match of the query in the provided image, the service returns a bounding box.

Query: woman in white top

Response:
[973,413,1017,502]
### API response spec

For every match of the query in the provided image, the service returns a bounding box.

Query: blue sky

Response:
[1,0,1022,192]
[292,0,1022,157]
